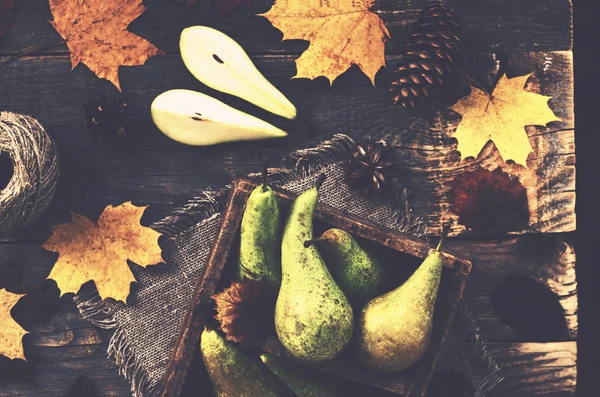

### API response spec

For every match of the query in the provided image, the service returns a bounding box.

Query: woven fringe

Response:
[448,303,505,395]
[289,133,356,177]
[74,283,117,329]
[74,284,160,396]
[151,188,230,237]
[109,327,161,397]
[386,178,427,237]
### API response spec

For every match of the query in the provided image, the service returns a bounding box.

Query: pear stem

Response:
[436,221,453,252]
[304,237,327,248]
[315,173,326,190]
[261,157,269,192]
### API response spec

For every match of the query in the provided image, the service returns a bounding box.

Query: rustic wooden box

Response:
[161,178,472,397]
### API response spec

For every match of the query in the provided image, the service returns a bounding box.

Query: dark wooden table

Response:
[0,0,575,396]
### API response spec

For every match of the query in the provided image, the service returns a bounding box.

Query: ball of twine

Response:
[0,111,60,232]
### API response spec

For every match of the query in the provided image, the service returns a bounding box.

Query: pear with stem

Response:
[275,174,354,363]
[237,159,282,286]
[357,222,452,373]
[304,228,385,304]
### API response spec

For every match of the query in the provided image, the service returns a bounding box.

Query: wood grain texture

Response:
[487,342,577,397]
[0,300,130,397]
[0,235,576,396]
[0,51,574,242]
[0,0,572,56]
[386,51,574,236]
[452,234,577,341]
[2,235,576,343]
[0,0,575,396]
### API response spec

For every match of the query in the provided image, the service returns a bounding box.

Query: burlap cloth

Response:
[74,134,503,397]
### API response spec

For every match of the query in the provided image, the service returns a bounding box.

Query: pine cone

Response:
[345,137,393,197]
[83,93,130,144]
[390,1,462,108]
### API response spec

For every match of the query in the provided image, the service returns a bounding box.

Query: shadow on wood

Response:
[491,275,569,341]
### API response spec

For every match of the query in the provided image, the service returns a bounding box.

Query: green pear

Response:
[305,228,385,304]
[356,224,450,373]
[275,174,354,363]
[200,328,294,397]
[151,89,287,146]
[237,163,282,286]
[260,353,340,397]
[180,26,297,120]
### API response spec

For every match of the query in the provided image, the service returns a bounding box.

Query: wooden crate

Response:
[161,178,472,397]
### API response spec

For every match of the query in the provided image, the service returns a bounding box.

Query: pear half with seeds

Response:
[151,89,287,146]
[180,26,297,120]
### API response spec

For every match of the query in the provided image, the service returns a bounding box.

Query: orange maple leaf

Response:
[42,202,164,303]
[260,0,390,85]
[0,289,27,361]
[49,0,165,91]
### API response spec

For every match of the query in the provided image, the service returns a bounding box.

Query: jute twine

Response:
[0,111,59,232]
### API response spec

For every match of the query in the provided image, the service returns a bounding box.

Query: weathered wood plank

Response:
[473,316,577,342]
[0,0,573,57]
[451,235,577,303]
[446,233,577,341]
[0,1,576,396]
[487,342,577,397]
[0,232,576,343]
[0,300,130,397]
[387,51,575,236]
[0,342,578,397]
[0,232,577,396]
[222,0,573,53]
[0,52,574,242]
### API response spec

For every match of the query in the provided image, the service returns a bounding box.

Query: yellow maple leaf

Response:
[49,0,165,91]
[42,202,164,303]
[260,0,390,85]
[0,289,27,361]
[449,73,561,166]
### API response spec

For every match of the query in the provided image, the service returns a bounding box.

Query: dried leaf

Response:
[0,289,27,361]
[42,202,164,303]
[217,0,252,18]
[48,0,165,91]
[0,0,16,40]
[260,0,390,85]
[213,279,277,348]
[449,73,561,166]
[451,167,529,235]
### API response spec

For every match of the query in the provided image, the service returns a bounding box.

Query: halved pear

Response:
[151,89,287,146]
[180,26,297,120]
